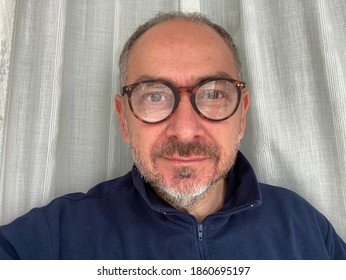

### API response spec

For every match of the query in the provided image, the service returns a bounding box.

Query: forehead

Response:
[126,20,238,84]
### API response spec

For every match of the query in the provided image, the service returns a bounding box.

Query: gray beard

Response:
[129,139,240,210]
[151,166,227,209]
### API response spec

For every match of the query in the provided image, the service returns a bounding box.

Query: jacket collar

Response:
[131,151,262,215]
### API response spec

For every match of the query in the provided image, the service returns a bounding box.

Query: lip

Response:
[162,156,209,165]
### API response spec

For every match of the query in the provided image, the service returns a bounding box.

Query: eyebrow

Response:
[133,72,236,86]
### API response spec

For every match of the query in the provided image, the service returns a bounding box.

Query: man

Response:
[0,12,345,259]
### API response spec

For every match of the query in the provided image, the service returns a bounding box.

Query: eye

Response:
[208,90,225,99]
[198,90,226,100]
[143,92,169,102]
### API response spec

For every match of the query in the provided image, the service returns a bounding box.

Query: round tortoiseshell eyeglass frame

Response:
[121,77,246,124]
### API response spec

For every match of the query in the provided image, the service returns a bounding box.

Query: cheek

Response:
[128,123,162,157]
[206,124,242,165]
[210,120,242,145]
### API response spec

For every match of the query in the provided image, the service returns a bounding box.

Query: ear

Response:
[114,95,129,143]
[239,89,250,139]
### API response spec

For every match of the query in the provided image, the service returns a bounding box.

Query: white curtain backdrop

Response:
[1,0,345,241]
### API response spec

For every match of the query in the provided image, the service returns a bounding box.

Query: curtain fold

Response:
[0,0,16,221]
[1,0,345,241]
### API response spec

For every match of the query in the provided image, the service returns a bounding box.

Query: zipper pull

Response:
[197,224,203,241]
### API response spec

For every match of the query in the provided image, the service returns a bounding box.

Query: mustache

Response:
[152,139,220,160]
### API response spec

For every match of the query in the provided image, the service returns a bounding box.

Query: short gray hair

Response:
[119,12,242,87]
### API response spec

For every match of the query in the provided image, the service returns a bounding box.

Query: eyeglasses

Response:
[121,78,246,124]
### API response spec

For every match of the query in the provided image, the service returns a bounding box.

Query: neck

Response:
[185,179,227,223]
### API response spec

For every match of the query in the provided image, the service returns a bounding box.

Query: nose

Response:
[165,93,205,143]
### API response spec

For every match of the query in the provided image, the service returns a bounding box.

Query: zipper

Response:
[197,224,203,241]
[197,223,205,259]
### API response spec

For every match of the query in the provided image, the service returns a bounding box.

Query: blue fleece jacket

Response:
[0,152,345,259]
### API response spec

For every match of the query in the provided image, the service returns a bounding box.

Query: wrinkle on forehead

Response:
[132,72,236,86]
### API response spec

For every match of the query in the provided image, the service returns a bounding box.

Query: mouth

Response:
[151,139,220,167]
[162,156,210,165]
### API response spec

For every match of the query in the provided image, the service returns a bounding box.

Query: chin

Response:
[152,180,213,210]
[150,167,226,209]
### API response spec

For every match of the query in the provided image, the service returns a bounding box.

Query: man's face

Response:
[115,20,249,209]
